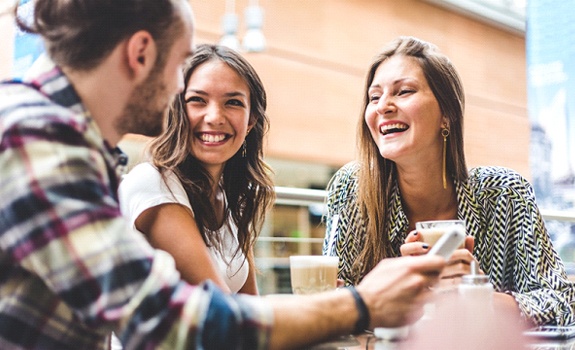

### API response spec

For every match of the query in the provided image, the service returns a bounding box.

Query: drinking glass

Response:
[289,255,339,295]
[416,219,466,248]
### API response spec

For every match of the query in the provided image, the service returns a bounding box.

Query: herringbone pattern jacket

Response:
[323,162,575,326]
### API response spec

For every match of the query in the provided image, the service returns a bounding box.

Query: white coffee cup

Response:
[289,255,339,295]
[416,219,466,248]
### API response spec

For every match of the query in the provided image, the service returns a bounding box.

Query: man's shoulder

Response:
[0,80,47,106]
[0,81,83,133]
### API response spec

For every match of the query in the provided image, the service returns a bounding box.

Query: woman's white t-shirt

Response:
[118,162,249,293]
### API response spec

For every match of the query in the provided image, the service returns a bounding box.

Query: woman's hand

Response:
[400,230,430,256]
[435,236,480,290]
[401,231,478,282]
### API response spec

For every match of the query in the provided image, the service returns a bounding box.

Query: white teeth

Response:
[199,134,226,142]
[380,123,408,134]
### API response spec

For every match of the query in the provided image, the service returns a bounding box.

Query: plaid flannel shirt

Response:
[0,55,272,350]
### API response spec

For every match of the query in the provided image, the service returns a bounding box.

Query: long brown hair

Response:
[149,44,275,262]
[354,36,467,278]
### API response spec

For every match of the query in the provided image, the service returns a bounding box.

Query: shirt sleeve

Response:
[0,115,273,348]
[474,167,575,326]
[322,162,362,285]
[508,185,575,326]
[119,162,193,229]
[323,170,343,257]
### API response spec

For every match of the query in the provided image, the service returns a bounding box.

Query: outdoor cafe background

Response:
[6,0,575,293]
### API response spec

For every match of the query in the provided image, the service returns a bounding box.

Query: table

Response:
[305,292,575,350]
[307,332,575,350]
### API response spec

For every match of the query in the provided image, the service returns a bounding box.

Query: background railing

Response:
[259,186,575,244]
[272,186,575,222]
[255,186,575,293]
[266,186,575,254]
[539,209,575,223]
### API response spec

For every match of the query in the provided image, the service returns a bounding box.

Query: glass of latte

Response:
[416,219,466,249]
[289,255,339,295]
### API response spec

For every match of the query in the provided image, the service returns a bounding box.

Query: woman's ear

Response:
[441,119,449,130]
[247,117,257,133]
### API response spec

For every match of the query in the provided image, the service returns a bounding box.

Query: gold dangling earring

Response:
[441,127,450,190]
[242,140,247,158]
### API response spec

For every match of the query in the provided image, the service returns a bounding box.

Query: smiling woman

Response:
[119,44,275,295]
[364,54,446,167]
[323,36,575,327]
[184,59,253,170]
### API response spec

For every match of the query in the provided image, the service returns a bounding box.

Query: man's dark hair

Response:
[15,0,183,70]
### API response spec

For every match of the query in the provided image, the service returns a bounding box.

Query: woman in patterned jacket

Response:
[323,36,575,326]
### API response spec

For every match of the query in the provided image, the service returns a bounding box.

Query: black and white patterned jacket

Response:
[323,161,575,326]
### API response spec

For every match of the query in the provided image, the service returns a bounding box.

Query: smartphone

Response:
[426,226,466,259]
[524,326,575,340]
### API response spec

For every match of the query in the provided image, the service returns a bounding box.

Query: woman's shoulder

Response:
[330,161,360,185]
[127,161,158,174]
[121,162,162,188]
[325,161,360,206]
[120,162,182,196]
[467,166,534,198]
[119,161,192,219]
[468,166,528,183]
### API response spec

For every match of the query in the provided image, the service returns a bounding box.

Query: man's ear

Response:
[126,30,157,82]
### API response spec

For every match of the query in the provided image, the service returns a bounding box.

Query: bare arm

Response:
[267,255,445,349]
[266,291,357,349]
[135,203,232,293]
[493,292,534,328]
[238,248,259,295]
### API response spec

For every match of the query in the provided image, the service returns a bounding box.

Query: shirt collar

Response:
[387,175,483,249]
[454,174,484,239]
[388,180,410,251]
[24,54,129,177]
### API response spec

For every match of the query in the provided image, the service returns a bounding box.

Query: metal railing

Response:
[540,209,575,223]
[257,186,575,266]
[267,186,575,235]
[255,186,327,245]
[256,186,575,292]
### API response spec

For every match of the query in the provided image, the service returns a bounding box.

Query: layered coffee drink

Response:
[417,220,466,248]
[289,256,338,295]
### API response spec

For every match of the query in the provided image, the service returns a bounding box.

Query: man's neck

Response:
[62,48,133,147]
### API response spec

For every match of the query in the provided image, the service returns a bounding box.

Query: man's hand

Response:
[356,255,446,328]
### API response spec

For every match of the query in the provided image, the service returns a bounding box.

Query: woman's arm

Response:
[322,163,365,286]
[238,248,259,295]
[135,203,233,293]
[473,167,575,325]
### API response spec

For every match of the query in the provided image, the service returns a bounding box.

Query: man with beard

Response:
[0,1,446,349]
